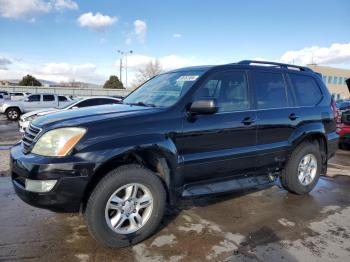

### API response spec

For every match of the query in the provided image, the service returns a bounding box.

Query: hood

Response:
[32,103,160,129]
[21,108,58,119]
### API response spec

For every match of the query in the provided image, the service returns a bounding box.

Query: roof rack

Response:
[237,60,313,72]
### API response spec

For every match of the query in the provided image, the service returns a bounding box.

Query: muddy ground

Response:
[1,115,350,262]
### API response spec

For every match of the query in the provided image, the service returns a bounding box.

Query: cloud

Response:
[134,20,147,43]
[280,43,350,65]
[0,0,78,19]
[0,56,12,70]
[78,12,117,31]
[124,54,203,70]
[34,62,104,83]
[52,0,78,10]
[172,33,182,38]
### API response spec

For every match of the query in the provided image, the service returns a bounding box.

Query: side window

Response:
[43,95,55,101]
[253,71,287,109]
[97,98,118,105]
[76,99,97,108]
[58,96,68,102]
[195,71,250,112]
[289,74,322,106]
[27,95,40,102]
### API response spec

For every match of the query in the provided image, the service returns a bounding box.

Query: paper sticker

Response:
[177,75,199,81]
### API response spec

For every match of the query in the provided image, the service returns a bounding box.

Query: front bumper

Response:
[10,143,96,212]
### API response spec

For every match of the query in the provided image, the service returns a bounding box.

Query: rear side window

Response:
[43,95,55,101]
[58,96,68,102]
[76,99,99,108]
[289,74,322,106]
[253,71,287,109]
[97,98,118,105]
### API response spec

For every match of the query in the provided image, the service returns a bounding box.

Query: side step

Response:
[182,175,273,197]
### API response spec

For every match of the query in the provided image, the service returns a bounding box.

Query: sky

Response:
[0,0,349,87]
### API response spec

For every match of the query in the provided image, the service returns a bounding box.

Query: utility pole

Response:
[118,50,133,89]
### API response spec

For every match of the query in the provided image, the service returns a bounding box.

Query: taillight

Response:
[331,98,339,121]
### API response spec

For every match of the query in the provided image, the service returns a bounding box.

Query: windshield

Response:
[123,70,205,107]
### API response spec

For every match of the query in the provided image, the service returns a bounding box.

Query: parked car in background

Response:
[11,60,338,248]
[336,100,350,112]
[0,93,72,120]
[0,94,5,106]
[19,96,122,132]
[10,92,31,101]
[0,90,10,100]
[337,109,350,149]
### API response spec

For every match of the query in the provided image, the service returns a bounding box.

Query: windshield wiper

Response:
[126,101,156,107]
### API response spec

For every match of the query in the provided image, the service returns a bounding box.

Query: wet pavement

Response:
[1,115,350,261]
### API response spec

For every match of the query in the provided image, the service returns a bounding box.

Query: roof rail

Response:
[237,60,313,72]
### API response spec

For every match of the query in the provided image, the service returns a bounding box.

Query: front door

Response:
[179,70,257,184]
[23,94,41,112]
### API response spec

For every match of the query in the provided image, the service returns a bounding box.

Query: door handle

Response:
[241,117,256,125]
[288,113,299,121]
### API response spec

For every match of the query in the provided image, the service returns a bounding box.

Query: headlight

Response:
[26,115,37,122]
[32,127,86,157]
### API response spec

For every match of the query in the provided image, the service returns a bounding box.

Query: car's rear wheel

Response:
[84,164,166,248]
[280,142,322,195]
[6,107,20,121]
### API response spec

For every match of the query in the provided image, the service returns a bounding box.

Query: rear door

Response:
[252,70,300,172]
[41,94,56,108]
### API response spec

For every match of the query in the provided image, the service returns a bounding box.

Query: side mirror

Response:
[189,99,218,115]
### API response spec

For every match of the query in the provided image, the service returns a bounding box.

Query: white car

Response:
[0,93,72,120]
[19,96,122,132]
[10,92,31,101]
[0,94,5,106]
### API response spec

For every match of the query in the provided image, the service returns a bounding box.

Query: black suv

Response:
[11,60,338,247]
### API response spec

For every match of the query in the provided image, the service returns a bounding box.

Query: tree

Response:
[19,74,42,86]
[131,60,163,90]
[103,75,124,89]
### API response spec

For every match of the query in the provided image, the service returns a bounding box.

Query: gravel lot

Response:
[1,114,350,262]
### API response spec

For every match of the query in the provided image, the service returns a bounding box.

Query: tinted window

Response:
[27,95,40,102]
[253,71,287,109]
[76,99,99,108]
[43,95,55,101]
[58,96,68,101]
[97,98,118,105]
[195,71,249,112]
[289,74,322,106]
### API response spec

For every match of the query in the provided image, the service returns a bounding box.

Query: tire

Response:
[6,107,21,121]
[280,142,322,195]
[84,164,166,248]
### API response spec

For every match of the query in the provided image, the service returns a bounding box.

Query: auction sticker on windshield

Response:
[177,75,199,81]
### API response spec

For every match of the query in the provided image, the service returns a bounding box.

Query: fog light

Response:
[25,179,57,193]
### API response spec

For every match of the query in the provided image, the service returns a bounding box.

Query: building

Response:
[307,64,350,100]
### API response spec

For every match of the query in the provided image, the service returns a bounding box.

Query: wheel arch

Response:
[81,142,179,212]
[289,124,328,174]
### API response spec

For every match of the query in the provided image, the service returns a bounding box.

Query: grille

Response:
[22,124,42,154]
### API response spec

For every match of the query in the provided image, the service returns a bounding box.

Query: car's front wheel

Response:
[84,164,166,248]
[6,107,20,121]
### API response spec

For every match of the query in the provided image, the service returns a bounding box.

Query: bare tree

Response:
[131,60,163,89]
